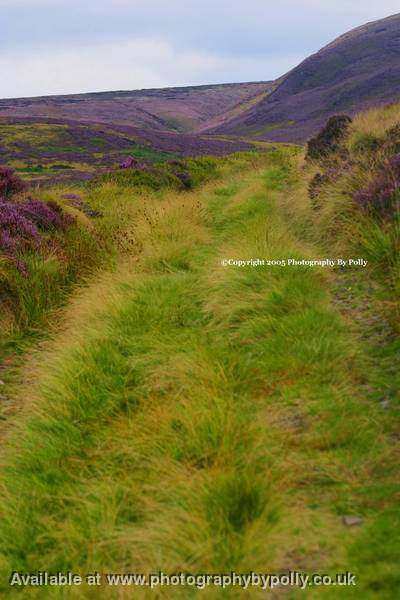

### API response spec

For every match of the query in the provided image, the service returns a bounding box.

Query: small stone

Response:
[342,515,363,527]
[290,398,303,407]
[359,384,374,392]
[380,399,391,409]
[0,380,4,385]
[61,193,82,201]
[273,415,306,431]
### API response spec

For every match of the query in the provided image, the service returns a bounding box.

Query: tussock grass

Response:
[1,153,286,336]
[286,104,400,331]
[349,103,400,143]
[0,150,396,599]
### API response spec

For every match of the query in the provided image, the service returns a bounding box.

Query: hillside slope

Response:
[0,82,271,134]
[0,118,259,185]
[209,13,400,142]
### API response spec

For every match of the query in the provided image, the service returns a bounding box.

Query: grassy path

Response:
[0,161,398,598]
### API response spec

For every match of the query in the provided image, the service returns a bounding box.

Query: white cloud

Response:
[0,37,302,98]
[0,39,176,98]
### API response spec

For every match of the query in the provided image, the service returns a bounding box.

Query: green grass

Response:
[15,166,50,174]
[157,113,199,133]
[119,145,182,163]
[0,122,182,177]
[0,149,398,598]
[240,120,296,137]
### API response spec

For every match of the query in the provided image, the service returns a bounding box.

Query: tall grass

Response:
[349,103,400,143]
[0,154,273,338]
[0,155,395,599]
[286,104,400,329]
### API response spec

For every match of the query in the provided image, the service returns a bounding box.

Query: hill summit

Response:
[208,13,400,141]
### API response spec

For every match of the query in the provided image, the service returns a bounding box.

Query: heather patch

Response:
[0,120,257,185]
[0,168,75,272]
[291,103,400,331]
[353,154,400,220]
[306,115,352,161]
[0,165,27,199]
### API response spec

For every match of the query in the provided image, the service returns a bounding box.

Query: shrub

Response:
[0,200,40,257]
[352,154,400,220]
[185,156,220,187]
[93,157,221,192]
[308,164,351,206]
[384,123,400,156]
[308,172,330,204]
[20,199,75,231]
[306,115,352,161]
[0,165,75,269]
[0,197,75,271]
[350,132,383,156]
[173,171,193,189]
[0,166,27,199]
[94,165,183,191]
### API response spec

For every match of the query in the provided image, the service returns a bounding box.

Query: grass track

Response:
[0,161,398,598]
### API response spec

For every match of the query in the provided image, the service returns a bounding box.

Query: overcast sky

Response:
[1,0,399,98]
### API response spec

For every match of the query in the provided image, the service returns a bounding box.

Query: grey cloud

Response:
[0,1,398,96]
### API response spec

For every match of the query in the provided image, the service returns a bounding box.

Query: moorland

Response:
[0,11,399,600]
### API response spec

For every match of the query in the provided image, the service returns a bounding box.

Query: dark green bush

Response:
[350,132,383,155]
[185,157,220,187]
[93,157,221,192]
[94,166,184,191]
[306,115,352,161]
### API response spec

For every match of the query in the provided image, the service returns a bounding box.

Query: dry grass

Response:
[349,103,400,141]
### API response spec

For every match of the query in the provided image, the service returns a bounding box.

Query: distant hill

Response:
[0,83,275,180]
[0,82,272,134]
[1,13,400,153]
[207,13,400,141]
